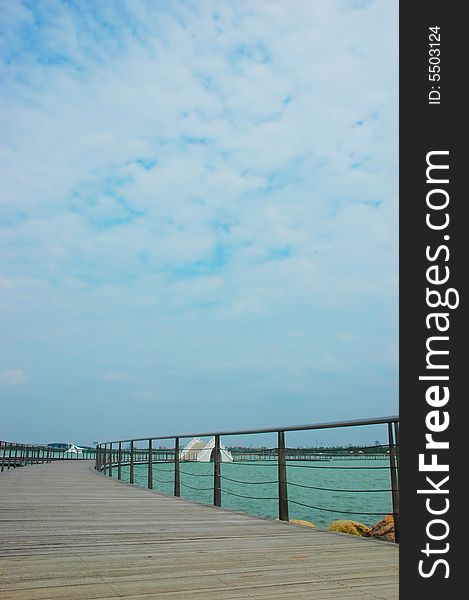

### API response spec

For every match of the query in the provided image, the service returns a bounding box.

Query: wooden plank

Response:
[0,461,398,599]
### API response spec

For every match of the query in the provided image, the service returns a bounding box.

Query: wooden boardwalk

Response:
[0,461,398,600]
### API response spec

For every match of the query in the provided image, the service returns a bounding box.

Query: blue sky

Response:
[0,0,398,447]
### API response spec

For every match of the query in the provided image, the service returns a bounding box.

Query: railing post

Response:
[174,437,180,497]
[11,444,18,469]
[108,443,113,477]
[393,421,400,470]
[7,443,13,470]
[278,431,289,521]
[148,439,153,489]
[1,443,7,472]
[388,422,400,544]
[213,435,221,507]
[129,441,134,484]
[117,442,122,480]
[25,446,29,466]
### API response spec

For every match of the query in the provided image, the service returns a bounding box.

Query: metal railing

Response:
[96,415,400,543]
[0,441,95,471]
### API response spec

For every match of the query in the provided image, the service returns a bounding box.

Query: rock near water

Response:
[366,515,395,542]
[328,520,370,537]
[289,519,316,528]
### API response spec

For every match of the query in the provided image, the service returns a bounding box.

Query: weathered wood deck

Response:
[0,461,398,599]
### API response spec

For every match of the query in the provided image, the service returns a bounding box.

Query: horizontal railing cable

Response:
[220,474,278,485]
[285,463,390,470]
[152,476,174,484]
[287,481,392,493]
[223,488,278,501]
[180,481,213,492]
[288,499,390,516]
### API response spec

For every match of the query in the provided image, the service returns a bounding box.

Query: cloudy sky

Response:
[0,0,398,447]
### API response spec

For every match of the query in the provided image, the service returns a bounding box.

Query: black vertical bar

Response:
[1,443,6,472]
[213,435,221,507]
[148,439,153,489]
[117,442,122,480]
[388,422,400,544]
[108,443,113,477]
[401,2,463,595]
[278,431,289,521]
[174,437,180,497]
[7,443,13,470]
[129,441,134,484]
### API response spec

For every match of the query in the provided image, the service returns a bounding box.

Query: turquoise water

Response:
[114,459,392,529]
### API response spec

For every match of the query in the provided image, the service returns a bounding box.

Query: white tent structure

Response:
[180,437,233,462]
[179,438,206,461]
[197,437,233,463]
[65,444,84,454]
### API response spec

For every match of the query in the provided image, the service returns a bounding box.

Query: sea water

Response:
[114,459,392,529]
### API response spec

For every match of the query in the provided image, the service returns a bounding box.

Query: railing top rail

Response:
[98,414,399,445]
[1,441,51,448]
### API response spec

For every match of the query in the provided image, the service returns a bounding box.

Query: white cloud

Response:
[0,0,398,440]
[101,372,129,383]
[0,369,27,385]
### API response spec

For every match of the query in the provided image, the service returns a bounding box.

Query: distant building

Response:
[47,443,86,453]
